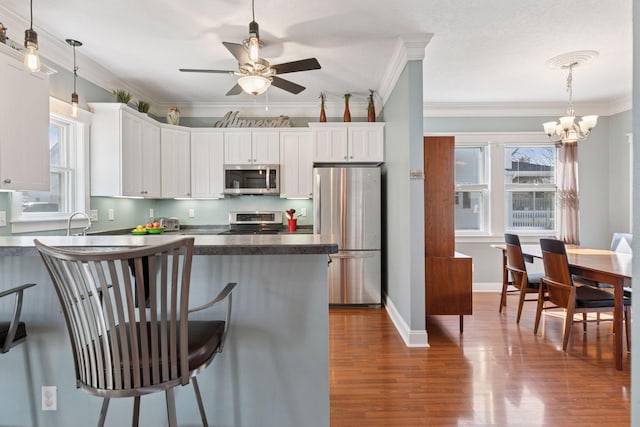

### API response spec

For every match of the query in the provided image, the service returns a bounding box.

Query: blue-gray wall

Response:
[425,110,632,285]
[382,60,426,332]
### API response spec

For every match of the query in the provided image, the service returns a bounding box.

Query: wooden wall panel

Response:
[424,136,455,257]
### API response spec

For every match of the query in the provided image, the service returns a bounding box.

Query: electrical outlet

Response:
[42,386,57,411]
[108,208,115,221]
[89,209,98,221]
[300,208,307,217]
[0,210,6,226]
[188,208,195,218]
[150,208,154,218]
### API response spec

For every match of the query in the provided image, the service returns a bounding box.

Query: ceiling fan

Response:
[179,0,321,96]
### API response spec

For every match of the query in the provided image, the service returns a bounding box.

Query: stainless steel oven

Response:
[223,164,279,195]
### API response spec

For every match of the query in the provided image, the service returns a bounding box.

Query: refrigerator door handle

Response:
[313,172,321,234]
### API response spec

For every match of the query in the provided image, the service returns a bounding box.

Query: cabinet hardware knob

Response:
[248,159,251,163]
[3,178,11,184]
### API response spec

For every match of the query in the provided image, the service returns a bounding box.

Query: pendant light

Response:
[66,39,82,117]
[23,0,41,72]
[542,51,599,144]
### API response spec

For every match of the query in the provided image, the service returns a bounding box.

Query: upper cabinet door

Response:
[280,131,312,199]
[0,52,50,191]
[312,126,348,162]
[191,131,224,198]
[121,112,144,197]
[141,122,162,198]
[252,131,280,164]
[161,127,190,198]
[224,131,252,164]
[348,126,384,162]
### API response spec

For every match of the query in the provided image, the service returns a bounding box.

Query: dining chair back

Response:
[611,232,632,254]
[0,283,36,353]
[536,238,630,352]
[500,233,543,323]
[34,237,236,427]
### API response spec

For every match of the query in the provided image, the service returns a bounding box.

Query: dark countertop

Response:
[0,234,337,256]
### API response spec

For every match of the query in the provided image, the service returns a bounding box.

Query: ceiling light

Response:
[542,51,599,144]
[238,75,271,96]
[23,0,40,72]
[66,39,82,117]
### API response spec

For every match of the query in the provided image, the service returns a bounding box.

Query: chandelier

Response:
[542,51,599,144]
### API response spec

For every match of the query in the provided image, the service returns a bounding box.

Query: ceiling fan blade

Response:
[271,58,321,75]
[223,41,250,64]
[226,83,244,96]
[271,76,305,94]
[179,68,233,74]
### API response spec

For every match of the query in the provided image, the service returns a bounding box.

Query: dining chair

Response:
[1,283,36,353]
[34,237,236,427]
[500,233,544,323]
[534,238,631,352]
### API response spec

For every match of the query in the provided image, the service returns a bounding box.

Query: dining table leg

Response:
[613,279,624,371]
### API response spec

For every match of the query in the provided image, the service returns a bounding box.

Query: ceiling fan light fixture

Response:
[238,75,270,96]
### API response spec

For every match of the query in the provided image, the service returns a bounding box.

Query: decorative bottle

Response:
[367,90,376,122]
[343,93,351,122]
[319,92,327,122]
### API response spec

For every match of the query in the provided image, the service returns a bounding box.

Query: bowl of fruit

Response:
[131,225,148,235]
[145,221,164,234]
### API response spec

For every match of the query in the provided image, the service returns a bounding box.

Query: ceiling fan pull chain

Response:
[265,88,269,111]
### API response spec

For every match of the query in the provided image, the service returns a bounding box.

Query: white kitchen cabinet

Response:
[190,130,225,198]
[0,45,50,191]
[310,123,384,163]
[161,126,191,198]
[280,131,313,199]
[90,103,161,198]
[224,129,279,164]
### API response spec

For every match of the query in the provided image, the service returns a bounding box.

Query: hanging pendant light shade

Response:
[23,0,41,72]
[66,39,82,117]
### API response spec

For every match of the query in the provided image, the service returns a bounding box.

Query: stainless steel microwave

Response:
[223,164,280,195]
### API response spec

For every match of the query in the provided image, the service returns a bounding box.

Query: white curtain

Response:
[557,142,580,245]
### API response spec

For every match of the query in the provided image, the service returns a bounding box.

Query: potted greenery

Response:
[112,89,132,105]
[136,100,150,113]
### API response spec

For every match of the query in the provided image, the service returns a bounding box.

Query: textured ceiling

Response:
[0,0,632,114]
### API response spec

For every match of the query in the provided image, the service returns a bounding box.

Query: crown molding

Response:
[378,34,433,105]
[423,96,632,118]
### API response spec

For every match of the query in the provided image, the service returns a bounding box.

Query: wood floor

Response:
[329,292,630,426]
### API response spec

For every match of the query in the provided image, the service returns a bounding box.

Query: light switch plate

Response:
[188,209,195,218]
[108,209,115,221]
[0,211,6,227]
[89,209,98,221]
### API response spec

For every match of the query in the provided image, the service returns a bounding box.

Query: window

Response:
[447,133,558,238]
[18,119,75,214]
[504,146,556,232]
[11,98,89,233]
[454,146,487,231]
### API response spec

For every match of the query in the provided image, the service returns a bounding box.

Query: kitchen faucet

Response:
[66,211,92,236]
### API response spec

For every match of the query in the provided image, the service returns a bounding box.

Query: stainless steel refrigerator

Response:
[313,166,381,305]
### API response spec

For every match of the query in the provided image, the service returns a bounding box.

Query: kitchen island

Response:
[0,234,337,427]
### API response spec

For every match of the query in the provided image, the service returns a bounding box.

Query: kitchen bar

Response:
[0,234,337,427]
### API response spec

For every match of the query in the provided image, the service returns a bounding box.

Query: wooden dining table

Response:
[494,243,632,370]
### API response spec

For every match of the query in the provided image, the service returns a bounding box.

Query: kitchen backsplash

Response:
[90,196,313,232]
[0,191,313,236]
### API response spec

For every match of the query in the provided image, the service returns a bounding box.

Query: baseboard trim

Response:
[384,296,429,347]
[474,282,502,292]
